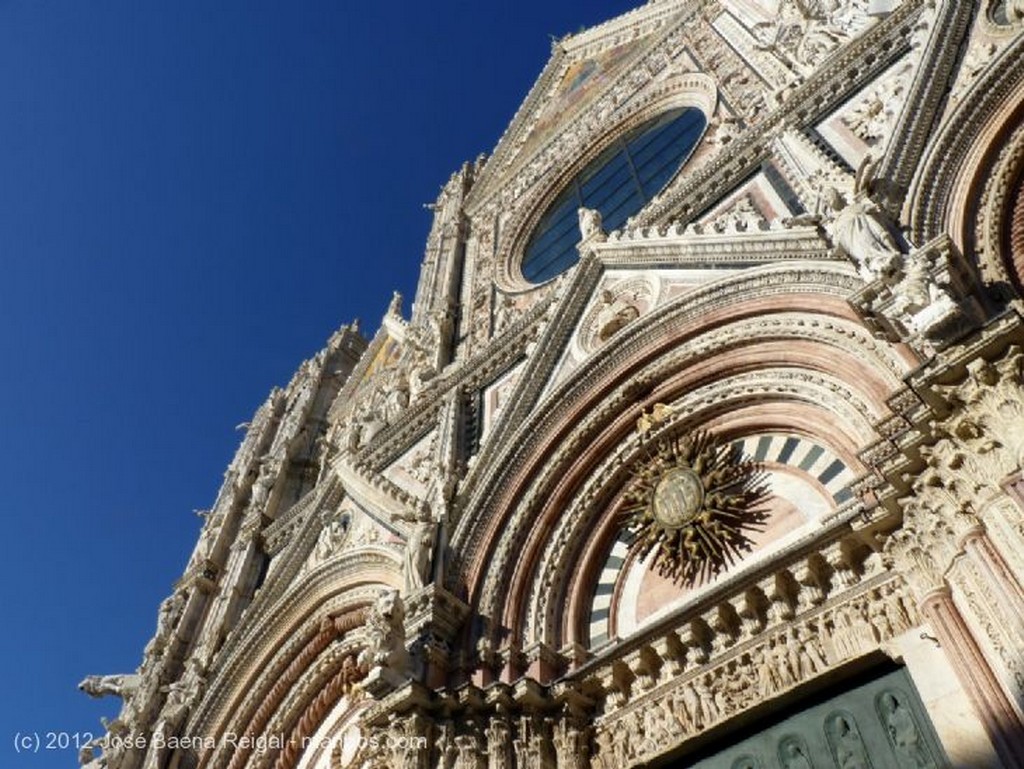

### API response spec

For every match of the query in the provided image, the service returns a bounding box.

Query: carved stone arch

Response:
[457,274,909,679]
[974,111,1024,304]
[574,423,863,652]
[190,550,402,769]
[454,268,904,624]
[451,261,901,577]
[533,373,876,656]
[907,31,1024,267]
[541,324,895,654]
[494,72,718,292]
[292,694,372,769]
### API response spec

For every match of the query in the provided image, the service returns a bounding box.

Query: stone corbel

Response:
[523,641,564,683]
[176,561,219,594]
[497,641,528,683]
[404,584,469,640]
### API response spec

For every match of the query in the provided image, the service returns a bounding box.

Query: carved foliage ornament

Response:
[621,429,770,587]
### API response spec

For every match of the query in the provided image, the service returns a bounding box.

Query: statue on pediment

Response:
[578,207,606,242]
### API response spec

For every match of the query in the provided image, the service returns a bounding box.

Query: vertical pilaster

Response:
[920,587,1024,768]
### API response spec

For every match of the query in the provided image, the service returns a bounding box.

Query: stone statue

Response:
[577,207,606,241]
[249,463,276,512]
[388,291,403,317]
[785,157,902,282]
[154,591,186,645]
[393,505,438,594]
[78,674,140,699]
[193,510,224,564]
[827,184,901,282]
[343,417,363,452]
[358,589,408,672]
[163,659,205,721]
[143,660,206,769]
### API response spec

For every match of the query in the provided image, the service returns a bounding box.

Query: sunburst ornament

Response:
[621,428,771,588]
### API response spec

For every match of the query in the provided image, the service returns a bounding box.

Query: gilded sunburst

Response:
[621,429,771,587]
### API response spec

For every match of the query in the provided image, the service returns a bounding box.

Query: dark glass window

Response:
[521,107,706,283]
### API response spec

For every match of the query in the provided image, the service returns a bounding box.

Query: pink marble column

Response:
[921,587,1024,767]
[961,526,1024,640]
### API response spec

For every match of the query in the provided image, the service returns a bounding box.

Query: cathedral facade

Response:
[83,1,1024,767]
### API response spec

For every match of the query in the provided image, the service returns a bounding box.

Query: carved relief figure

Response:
[145,658,206,769]
[314,511,350,562]
[778,736,814,769]
[154,591,186,648]
[594,289,640,342]
[878,691,935,768]
[826,712,871,769]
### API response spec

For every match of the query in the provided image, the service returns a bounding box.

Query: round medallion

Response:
[651,466,704,528]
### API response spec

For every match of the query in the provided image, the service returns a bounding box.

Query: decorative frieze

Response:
[588,575,916,768]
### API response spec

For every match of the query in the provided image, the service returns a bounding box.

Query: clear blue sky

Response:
[0,1,636,765]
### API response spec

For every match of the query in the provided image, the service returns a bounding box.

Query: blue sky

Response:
[0,1,636,765]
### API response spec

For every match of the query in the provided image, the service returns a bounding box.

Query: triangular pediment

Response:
[469,1,695,207]
[532,224,834,401]
[470,216,836,458]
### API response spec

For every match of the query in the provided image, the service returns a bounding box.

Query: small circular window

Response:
[521,107,707,283]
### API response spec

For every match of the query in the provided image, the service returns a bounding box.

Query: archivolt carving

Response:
[459,281,906,661]
[192,558,400,757]
[472,309,897,650]
[976,118,1024,297]
[453,264,879,588]
[909,28,1024,245]
[516,367,876,651]
[212,609,367,769]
